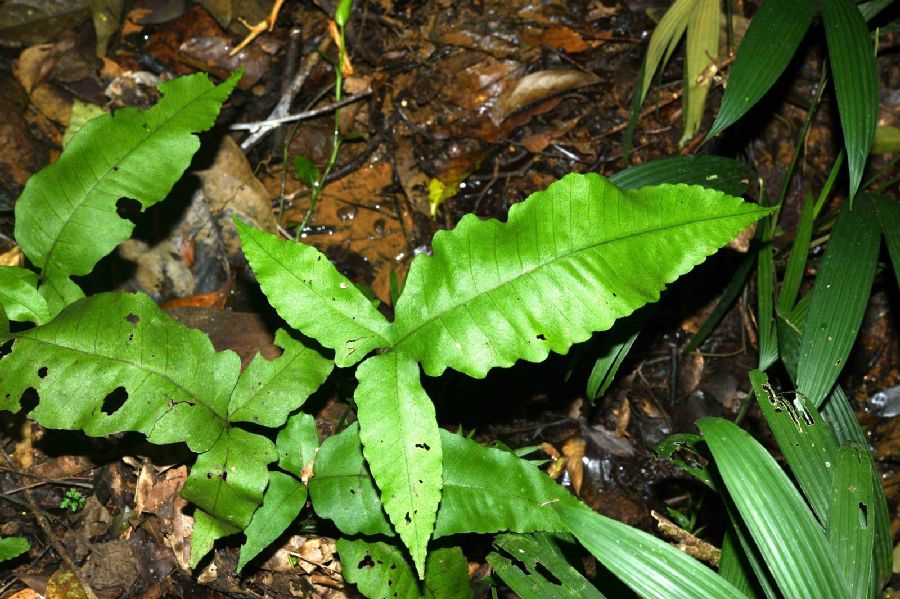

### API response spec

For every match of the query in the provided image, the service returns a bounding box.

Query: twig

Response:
[239,35,331,151]
[230,91,371,133]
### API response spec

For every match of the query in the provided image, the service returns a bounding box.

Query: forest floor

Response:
[0,1,898,597]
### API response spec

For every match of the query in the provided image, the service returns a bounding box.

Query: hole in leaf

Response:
[357,555,375,569]
[536,333,546,340]
[37,366,48,379]
[858,501,868,528]
[0,339,14,359]
[124,313,140,325]
[404,512,411,524]
[20,387,39,414]
[415,442,430,451]
[101,386,128,415]
[535,562,562,585]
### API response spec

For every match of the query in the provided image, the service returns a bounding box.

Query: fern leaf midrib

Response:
[391,207,761,349]
[40,83,225,280]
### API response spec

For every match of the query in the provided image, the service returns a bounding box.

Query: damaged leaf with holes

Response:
[12,71,240,317]
[0,291,332,554]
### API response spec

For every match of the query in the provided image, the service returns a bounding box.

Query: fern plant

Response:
[0,71,780,596]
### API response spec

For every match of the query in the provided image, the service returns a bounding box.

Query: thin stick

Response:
[230,91,371,132]
[239,35,331,151]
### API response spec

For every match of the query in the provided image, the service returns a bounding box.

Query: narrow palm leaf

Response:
[827,443,875,599]
[822,0,879,201]
[488,533,605,599]
[697,418,848,598]
[748,370,838,523]
[796,194,879,406]
[682,0,720,144]
[706,0,816,140]
[556,503,744,599]
[608,155,755,196]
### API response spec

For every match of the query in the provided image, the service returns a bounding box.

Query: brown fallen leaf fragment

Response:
[491,69,601,125]
[562,436,586,496]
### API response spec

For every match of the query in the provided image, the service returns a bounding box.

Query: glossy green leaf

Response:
[237,470,307,572]
[682,0,720,144]
[14,72,240,315]
[392,173,771,378]
[338,539,471,599]
[0,536,29,562]
[277,411,319,475]
[0,291,327,539]
[697,418,848,598]
[309,425,576,539]
[0,266,49,324]
[796,195,880,406]
[434,429,577,538]
[556,503,743,599]
[749,370,838,523]
[355,353,442,577]
[309,422,393,537]
[707,0,816,140]
[422,545,473,599]
[190,509,239,568]
[608,155,755,196]
[822,0,879,201]
[229,329,333,427]
[181,427,277,529]
[488,533,605,599]
[827,443,874,599]
[0,292,237,452]
[235,219,392,367]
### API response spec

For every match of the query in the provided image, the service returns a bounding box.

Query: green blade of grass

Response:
[796,194,880,407]
[827,443,875,599]
[821,0,879,202]
[748,370,838,523]
[697,418,848,598]
[706,0,817,140]
[637,0,694,108]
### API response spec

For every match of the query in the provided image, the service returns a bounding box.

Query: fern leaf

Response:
[392,173,771,377]
[235,219,392,367]
[14,72,240,314]
[355,352,442,578]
